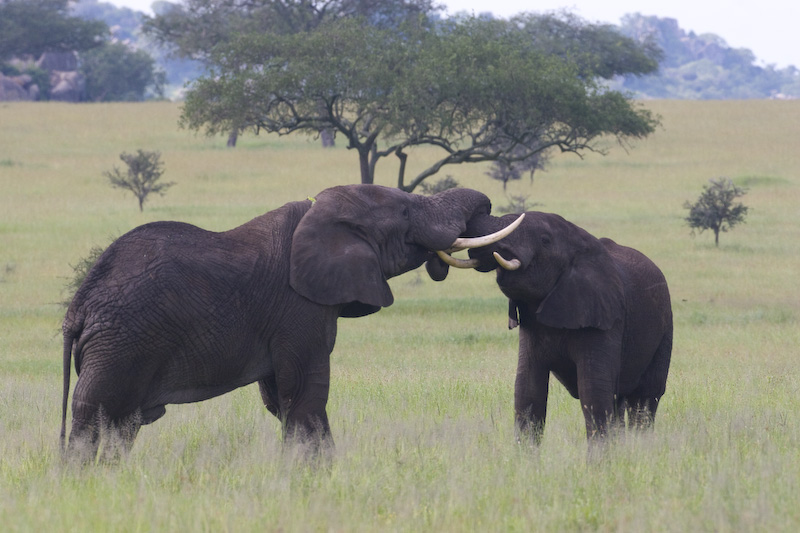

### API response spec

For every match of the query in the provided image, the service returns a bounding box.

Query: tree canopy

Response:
[0,0,107,62]
[142,0,438,62]
[80,42,164,101]
[181,15,659,191]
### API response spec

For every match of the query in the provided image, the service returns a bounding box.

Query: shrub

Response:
[417,175,460,195]
[105,150,174,211]
[683,177,748,246]
[62,245,105,308]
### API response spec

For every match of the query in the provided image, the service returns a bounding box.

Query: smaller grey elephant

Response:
[441,211,673,445]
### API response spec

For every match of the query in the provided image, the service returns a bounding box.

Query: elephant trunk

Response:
[416,188,493,251]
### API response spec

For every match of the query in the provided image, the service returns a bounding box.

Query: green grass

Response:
[2,100,800,531]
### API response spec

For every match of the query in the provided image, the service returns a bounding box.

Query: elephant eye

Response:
[401,206,409,219]
[541,234,552,246]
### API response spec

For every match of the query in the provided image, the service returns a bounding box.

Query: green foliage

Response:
[684,177,749,246]
[181,15,658,191]
[80,42,164,101]
[417,175,460,195]
[62,245,106,308]
[0,0,107,61]
[104,150,174,211]
[512,11,662,80]
[142,0,437,61]
[0,63,51,99]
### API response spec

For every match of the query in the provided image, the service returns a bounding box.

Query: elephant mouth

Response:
[435,213,525,268]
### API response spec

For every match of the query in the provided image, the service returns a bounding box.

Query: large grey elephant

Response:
[61,184,517,462]
[440,211,673,445]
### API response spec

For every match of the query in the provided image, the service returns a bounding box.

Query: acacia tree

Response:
[105,150,175,211]
[143,0,438,145]
[181,16,659,191]
[684,177,748,246]
[483,11,661,187]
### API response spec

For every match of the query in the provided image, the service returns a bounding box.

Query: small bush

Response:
[105,150,174,211]
[495,194,540,215]
[683,177,749,246]
[62,245,105,308]
[418,175,460,195]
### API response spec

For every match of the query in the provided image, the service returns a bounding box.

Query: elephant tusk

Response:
[447,213,525,252]
[435,250,480,269]
[493,251,521,271]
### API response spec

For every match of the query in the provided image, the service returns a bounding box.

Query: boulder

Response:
[50,70,86,102]
[0,74,34,101]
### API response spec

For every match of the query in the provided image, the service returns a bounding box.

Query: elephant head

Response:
[441,211,624,330]
[289,185,522,318]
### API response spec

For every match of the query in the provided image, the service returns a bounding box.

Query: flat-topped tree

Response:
[180,15,660,192]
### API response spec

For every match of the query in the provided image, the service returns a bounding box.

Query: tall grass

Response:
[1,100,799,531]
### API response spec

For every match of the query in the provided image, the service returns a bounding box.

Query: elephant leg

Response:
[65,399,102,464]
[613,395,633,432]
[515,366,549,445]
[626,329,673,429]
[98,412,142,463]
[514,328,548,445]
[274,349,334,454]
[258,375,282,420]
[575,357,617,442]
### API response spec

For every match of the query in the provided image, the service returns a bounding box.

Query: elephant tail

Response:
[60,331,75,454]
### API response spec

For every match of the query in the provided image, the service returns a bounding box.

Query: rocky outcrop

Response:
[0,74,35,101]
[49,70,86,102]
[0,52,85,102]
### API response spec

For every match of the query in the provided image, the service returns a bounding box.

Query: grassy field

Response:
[1,100,799,531]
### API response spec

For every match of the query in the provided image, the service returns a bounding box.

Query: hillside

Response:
[615,14,800,99]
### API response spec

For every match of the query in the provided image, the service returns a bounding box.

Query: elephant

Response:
[439,211,672,445]
[60,184,521,462]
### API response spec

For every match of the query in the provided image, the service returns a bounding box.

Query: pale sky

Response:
[106,0,798,68]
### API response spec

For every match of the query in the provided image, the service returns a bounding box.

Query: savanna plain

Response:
[1,100,799,532]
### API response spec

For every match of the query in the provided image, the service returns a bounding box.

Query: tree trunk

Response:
[395,150,408,190]
[358,148,373,184]
[227,129,238,148]
[320,128,335,148]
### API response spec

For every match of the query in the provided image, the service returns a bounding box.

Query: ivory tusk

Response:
[435,250,480,269]
[493,252,521,271]
[447,213,525,252]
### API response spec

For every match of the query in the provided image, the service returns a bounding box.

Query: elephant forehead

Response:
[320,184,409,207]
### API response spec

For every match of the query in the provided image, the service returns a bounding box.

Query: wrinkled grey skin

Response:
[467,212,672,445]
[61,184,491,462]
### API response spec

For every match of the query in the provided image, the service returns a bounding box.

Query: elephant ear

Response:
[290,202,393,318]
[536,251,624,330]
